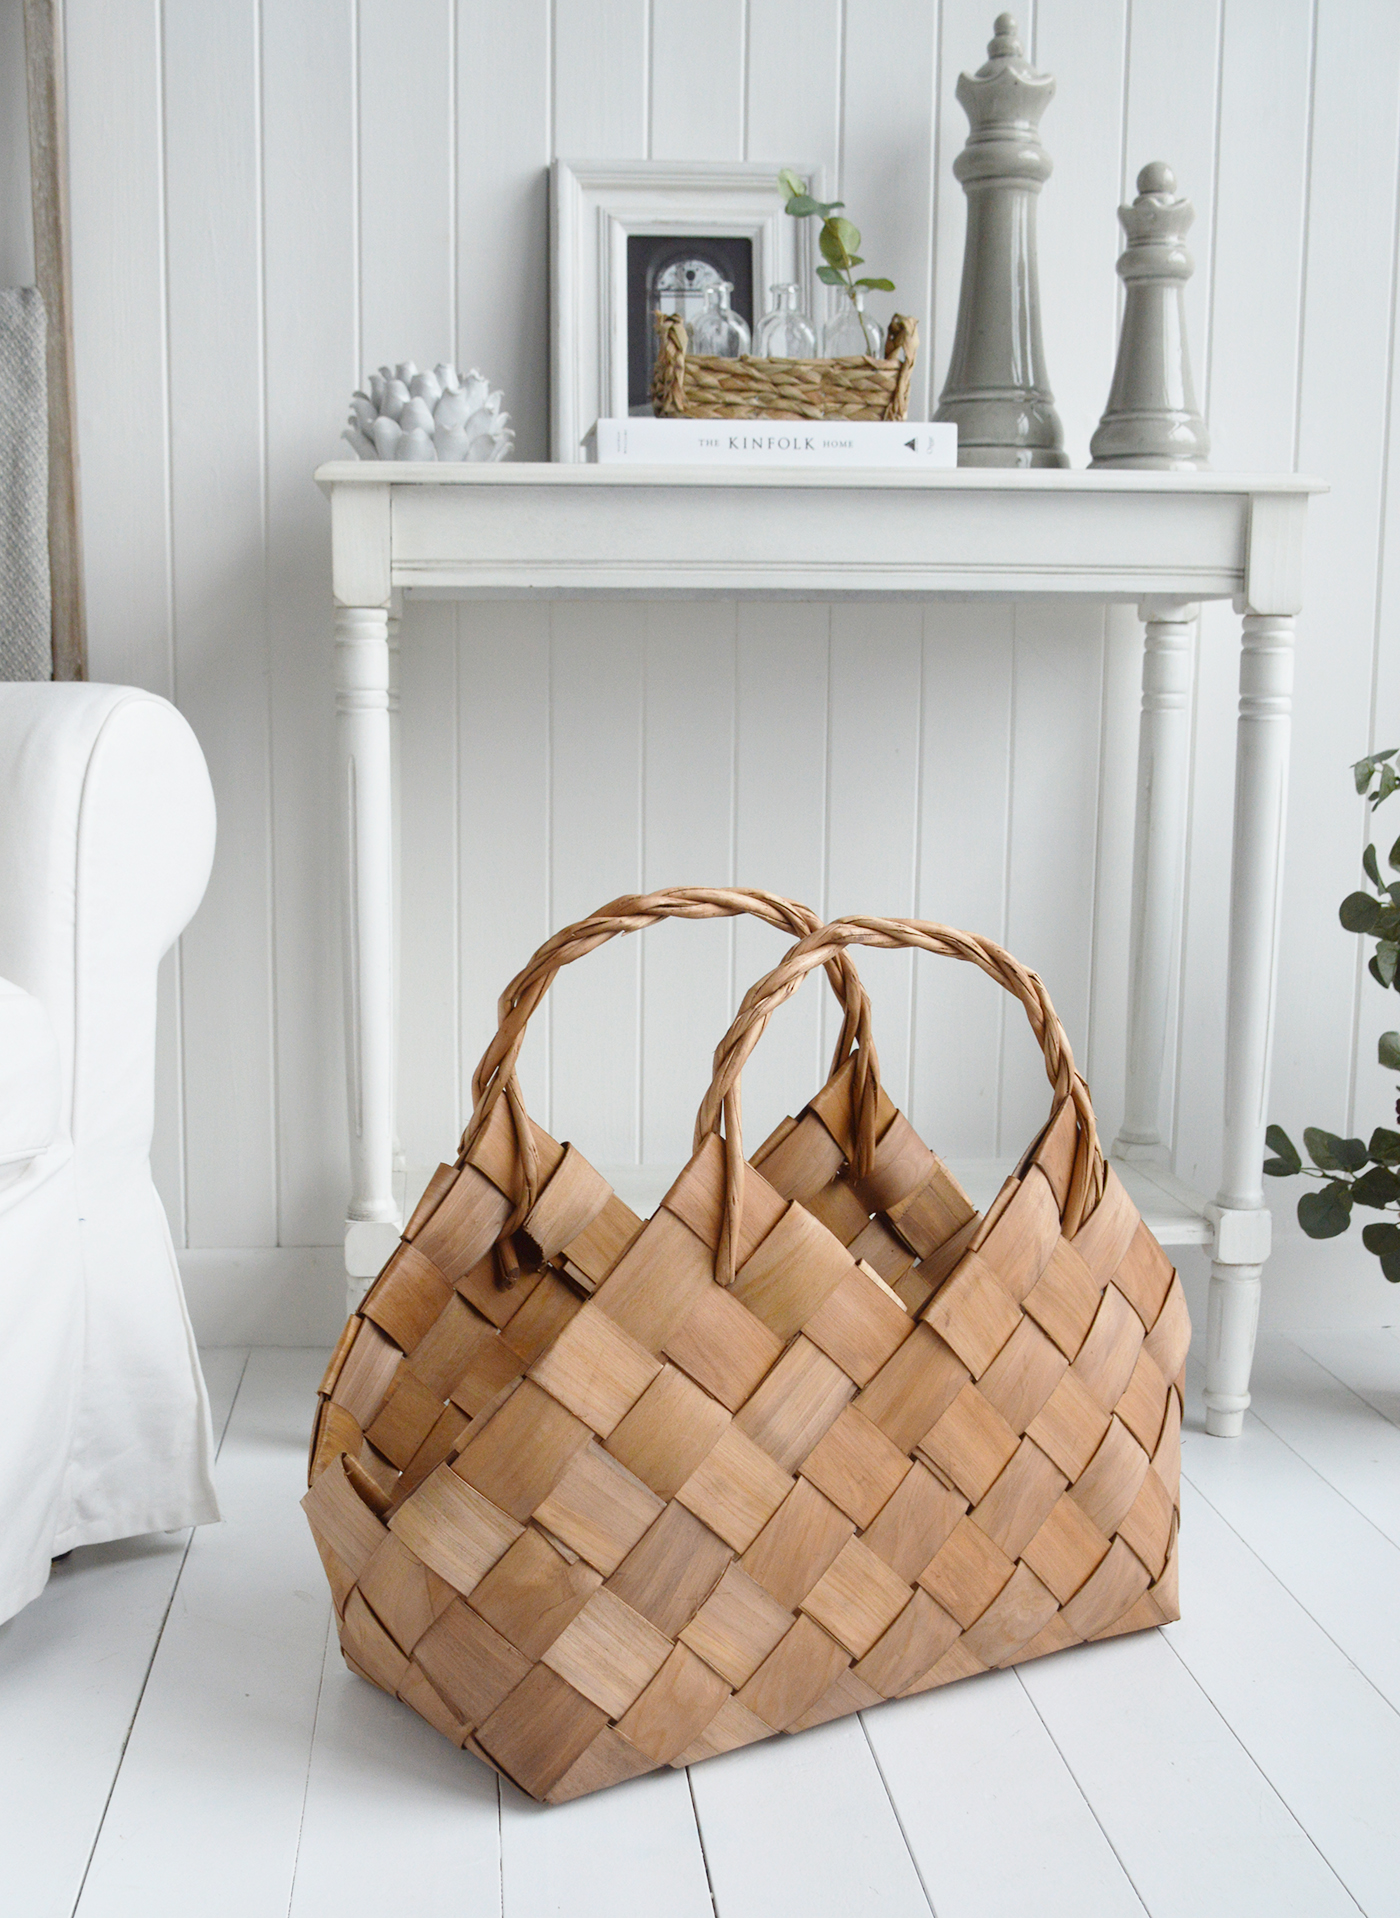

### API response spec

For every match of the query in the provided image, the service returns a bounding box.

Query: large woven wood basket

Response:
[305,894,1186,1804]
[650,311,918,421]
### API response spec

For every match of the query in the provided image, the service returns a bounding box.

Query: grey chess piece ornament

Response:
[934,14,1067,468]
[1090,163,1210,469]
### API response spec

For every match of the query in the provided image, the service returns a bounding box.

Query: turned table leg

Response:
[1205,610,1295,1436]
[1116,599,1197,1164]
[335,603,400,1313]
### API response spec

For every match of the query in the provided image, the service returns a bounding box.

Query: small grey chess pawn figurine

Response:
[934,14,1067,468]
[1090,162,1210,468]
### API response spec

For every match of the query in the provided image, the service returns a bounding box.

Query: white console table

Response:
[316,461,1325,1436]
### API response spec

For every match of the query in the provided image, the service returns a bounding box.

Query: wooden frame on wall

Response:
[549,158,823,463]
[24,0,84,679]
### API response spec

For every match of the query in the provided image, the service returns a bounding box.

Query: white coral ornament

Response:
[344,361,514,462]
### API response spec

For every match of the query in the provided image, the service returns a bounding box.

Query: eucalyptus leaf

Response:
[1361,1220,1400,1254]
[1364,842,1382,887]
[1298,1184,1353,1238]
[856,277,897,291]
[828,215,861,255]
[1368,1126,1400,1163]
[1379,762,1400,804]
[784,193,822,217]
[1340,890,1383,933]
[1304,1126,1368,1172]
[1380,1030,1400,1070]
[1381,1250,1400,1282]
[1350,1163,1400,1208]
[1263,1124,1302,1174]
[1354,748,1398,792]
[777,167,807,201]
[1378,941,1400,988]
[815,264,844,285]
[1371,953,1388,988]
[819,224,848,267]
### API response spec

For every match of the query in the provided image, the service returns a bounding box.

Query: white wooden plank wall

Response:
[30,0,1400,1337]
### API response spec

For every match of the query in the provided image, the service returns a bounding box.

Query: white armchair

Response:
[0,683,220,1623]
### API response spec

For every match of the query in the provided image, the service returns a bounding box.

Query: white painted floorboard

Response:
[3,1331,1399,1917]
[862,1668,1149,1918]
[288,1614,502,1917]
[0,1347,247,1918]
[74,1349,330,1918]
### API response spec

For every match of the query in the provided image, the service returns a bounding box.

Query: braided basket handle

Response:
[462,887,877,1237]
[695,914,1105,1285]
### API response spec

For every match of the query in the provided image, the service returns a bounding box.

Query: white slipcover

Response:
[0,683,220,1623]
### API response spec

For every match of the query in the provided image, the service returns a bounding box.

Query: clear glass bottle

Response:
[756,283,816,359]
[689,281,752,358]
[821,287,882,358]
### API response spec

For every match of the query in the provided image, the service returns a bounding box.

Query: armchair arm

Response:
[0,977,62,1170]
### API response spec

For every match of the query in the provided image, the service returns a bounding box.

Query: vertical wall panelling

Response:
[65,0,172,696]
[161,0,278,1250]
[1171,0,1314,1198]
[1274,0,1400,1164]
[65,0,186,1234]
[1205,0,1313,467]
[1358,210,1400,1154]
[453,602,553,1148]
[1118,0,1222,442]
[1000,605,1107,1157]
[262,0,357,1250]
[639,603,738,1167]
[1034,0,1128,468]
[839,0,939,421]
[650,0,745,162]
[732,605,833,1150]
[396,601,460,1190]
[745,0,842,195]
[910,605,1014,1160]
[358,0,455,374]
[455,2,550,460]
[552,0,649,159]
[1084,603,1143,1156]
[546,603,645,1160]
[824,604,923,1109]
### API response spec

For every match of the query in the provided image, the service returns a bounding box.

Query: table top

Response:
[317,460,1327,496]
[318,462,1327,613]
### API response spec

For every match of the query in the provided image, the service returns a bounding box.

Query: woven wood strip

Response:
[650,313,918,421]
[305,907,1185,1803]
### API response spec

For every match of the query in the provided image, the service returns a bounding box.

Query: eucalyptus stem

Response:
[778,168,895,318]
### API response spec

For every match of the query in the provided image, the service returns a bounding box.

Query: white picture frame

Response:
[550,158,824,463]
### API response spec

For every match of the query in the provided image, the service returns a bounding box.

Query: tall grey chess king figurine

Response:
[934,14,1067,468]
[1091,163,1211,469]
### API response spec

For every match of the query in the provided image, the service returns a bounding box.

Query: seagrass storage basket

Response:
[305,893,1187,1805]
[649,311,918,421]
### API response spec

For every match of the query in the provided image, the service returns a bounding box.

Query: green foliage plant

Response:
[1265,748,1400,1280]
[777,169,895,319]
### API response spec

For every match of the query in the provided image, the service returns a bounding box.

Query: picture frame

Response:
[550,158,823,463]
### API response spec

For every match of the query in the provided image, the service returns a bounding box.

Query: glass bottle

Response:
[756,283,816,359]
[821,287,883,359]
[689,281,751,358]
